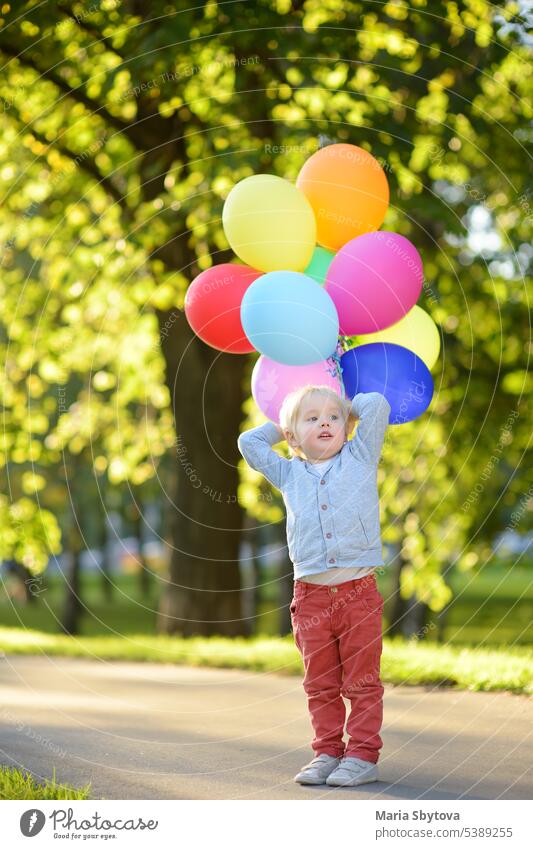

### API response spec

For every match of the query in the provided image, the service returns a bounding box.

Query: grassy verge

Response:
[0,765,91,800]
[2,564,532,646]
[0,627,531,695]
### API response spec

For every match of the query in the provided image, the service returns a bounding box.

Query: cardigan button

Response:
[329,558,336,563]
[321,504,327,510]
[326,533,332,539]
[320,479,326,485]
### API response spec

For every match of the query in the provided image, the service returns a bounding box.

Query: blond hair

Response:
[279,384,358,459]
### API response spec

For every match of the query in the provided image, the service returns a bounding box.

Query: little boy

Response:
[237,384,391,787]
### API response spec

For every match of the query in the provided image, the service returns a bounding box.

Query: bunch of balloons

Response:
[184,143,440,424]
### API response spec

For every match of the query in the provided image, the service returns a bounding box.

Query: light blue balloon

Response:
[240,271,339,365]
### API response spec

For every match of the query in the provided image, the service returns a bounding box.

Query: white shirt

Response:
[301,565,379,585]
[307,457,336,473]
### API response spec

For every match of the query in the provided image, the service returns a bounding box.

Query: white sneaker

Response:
[294,753,341,785]
[325,756,379,786]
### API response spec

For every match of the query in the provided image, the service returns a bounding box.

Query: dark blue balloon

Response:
[340,342,434,425]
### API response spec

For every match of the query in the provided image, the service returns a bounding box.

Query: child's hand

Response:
[345,403,359,436]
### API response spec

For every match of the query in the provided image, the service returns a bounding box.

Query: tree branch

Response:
[21,119,127,209]
[56,2,127,60]
[0,42,139,143]
[0,40,183,153]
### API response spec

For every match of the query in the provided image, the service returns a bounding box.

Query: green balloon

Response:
[304,246,335,285]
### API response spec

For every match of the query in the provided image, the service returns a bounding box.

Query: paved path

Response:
[1,654,531,800]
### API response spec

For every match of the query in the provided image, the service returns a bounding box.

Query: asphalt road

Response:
[1,654,531,800]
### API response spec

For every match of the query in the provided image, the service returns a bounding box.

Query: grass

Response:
[1,563,532,647]
[380,636,533,695]
[0,626,531,695]
[0,765,91,800]
[257,561,533,647]
[1,563,531,695]
[0,572,159,636]
[2,563,529,804]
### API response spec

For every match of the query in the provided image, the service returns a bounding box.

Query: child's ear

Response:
[284,430,298,448]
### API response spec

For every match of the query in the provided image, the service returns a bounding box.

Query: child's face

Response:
[286,395,348,463]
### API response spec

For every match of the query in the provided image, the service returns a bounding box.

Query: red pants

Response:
[290,573,384,763]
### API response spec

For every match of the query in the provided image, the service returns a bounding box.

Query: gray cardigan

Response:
[237,392,391,579]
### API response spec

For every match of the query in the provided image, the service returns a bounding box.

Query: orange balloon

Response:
[296,143,389,251]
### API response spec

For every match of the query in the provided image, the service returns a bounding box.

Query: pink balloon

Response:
[251,355,343,423]
[325,232,424,335]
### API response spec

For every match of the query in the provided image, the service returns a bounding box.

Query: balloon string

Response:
[326,335,351,400]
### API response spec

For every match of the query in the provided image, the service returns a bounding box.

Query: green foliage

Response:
[0,1,530,605]
[0,626,530,694]
[0,495,61,572]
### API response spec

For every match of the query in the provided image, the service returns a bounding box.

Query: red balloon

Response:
[184,263,261,353]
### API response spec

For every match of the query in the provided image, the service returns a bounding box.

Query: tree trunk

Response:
[96,483,114,602]
[155,305,247,635]
[13,561,37,604]
[436,564,453,644]
[132,497,152,598]
[276,520,293,637]
[386,543,432,639]
[402,593,432,639]
[129,104,248,635]
[240,513,261,637]
[61,520,84,635]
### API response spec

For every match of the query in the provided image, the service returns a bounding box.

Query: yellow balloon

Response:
[356,305,441,370]
[222,174,316,272]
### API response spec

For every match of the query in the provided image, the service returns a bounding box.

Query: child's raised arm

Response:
[348,392,391,465]
[237,421,291,491]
